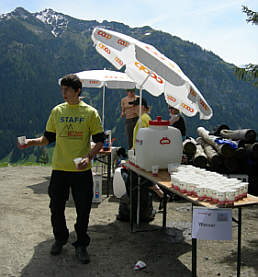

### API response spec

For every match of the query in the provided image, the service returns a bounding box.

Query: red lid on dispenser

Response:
[149,116,169,126]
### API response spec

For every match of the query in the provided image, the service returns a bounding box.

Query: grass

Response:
[0,162,51,167]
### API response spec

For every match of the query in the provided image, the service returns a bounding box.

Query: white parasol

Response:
[59,69,135,127]
[91,27,213,123]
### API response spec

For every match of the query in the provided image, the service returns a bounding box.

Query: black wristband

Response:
[44,131,56,144]
[92,132,105,143]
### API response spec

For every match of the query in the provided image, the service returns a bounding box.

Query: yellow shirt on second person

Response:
[132,113,151,149]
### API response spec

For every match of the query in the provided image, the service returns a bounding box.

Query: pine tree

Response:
[235,6,258,87]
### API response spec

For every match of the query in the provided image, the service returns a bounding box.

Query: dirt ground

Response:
[1,165,258,277]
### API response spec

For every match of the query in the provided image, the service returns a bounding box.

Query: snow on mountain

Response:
[0,7,69,37]
[34,9,69,37]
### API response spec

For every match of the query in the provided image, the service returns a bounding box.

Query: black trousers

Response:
[125,117,138,149]
[48,170,93,247]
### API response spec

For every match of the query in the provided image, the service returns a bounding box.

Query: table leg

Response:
[107,154,111,197]
[192,238,197,277]
[192,204,197,277]
[237,207,242,277]
[130,170,134,233]
[136,176,141,227]
[162,192,167,229]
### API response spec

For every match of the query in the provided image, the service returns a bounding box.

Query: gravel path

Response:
[0,166,258,277]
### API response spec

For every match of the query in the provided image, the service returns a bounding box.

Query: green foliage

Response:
[242,6,258,24]
[235,64,258,86]
[234,7,258,87]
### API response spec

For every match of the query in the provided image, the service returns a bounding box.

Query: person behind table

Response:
[17,74,105,264]
[168,106,186,139]
[130,97,164,198]
[129,97,151,150]
[120,88,139,149]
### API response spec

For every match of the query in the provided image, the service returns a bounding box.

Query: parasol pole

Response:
[136,71,152,227]
[102,85,105,128]
[138,71,152,129]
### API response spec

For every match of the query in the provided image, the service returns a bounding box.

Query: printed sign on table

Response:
[192,207,232,240]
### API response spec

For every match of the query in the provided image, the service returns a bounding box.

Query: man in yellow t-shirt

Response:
[17,74,104,264]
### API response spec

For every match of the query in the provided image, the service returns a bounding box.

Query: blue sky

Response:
[1,0,257,66]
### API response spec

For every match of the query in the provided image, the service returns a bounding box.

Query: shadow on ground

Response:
[221,239,258,276]
[27,177,50,194]
[20,220,193,277]
[26,177,114,209]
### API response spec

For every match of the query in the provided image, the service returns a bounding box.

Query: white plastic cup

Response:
[170,176,180,189]
[233,184,243,201]
[217,190,226,205]
[17,136,26,145]
[187,183,197,196]
[180,181,187,193]
[226,189,236,205]
[168,163,178,175]
[197,186,207,201]
[205,187,213,202]
[128,149,134,162]
[211,188,219,203]
[73,157,82,168]
[134,260,146,270]
[152,165,159,177]
[241,182,249,198]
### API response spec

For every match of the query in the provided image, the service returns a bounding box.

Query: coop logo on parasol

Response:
[97,30,112,39]
[181,103,194,113]
[189,87,197,97]
[89,80,100,84]
[134,62,163,84]
[167,95,176,102]
[199,98,209,111]
[115,56,123,66]
[117,39,129,47]
[98,43,111,54]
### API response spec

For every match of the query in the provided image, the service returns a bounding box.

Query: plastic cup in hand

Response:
[73,157,82,169]
[152,165,159,177]
[17,136,26,145]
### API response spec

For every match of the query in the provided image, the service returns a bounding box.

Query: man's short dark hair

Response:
[60,74,82,94]
[126,88,135,92]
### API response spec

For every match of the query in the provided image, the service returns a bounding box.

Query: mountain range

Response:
[0,7,257,163]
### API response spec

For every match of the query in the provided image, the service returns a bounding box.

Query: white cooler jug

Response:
[135,116,183,171]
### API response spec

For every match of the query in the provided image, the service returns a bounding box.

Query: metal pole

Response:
[102,85,105,128]
[162,192,167,229]
[237,207,242,277]
[139,88,142,129]
[136,176,141,227]
[107,153,111,197]
[138,71,152,129]
[130,170,134,232]
[192,204,197,277]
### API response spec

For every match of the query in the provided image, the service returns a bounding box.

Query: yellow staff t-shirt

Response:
[133,113,151,149]
[46,101,103,172]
